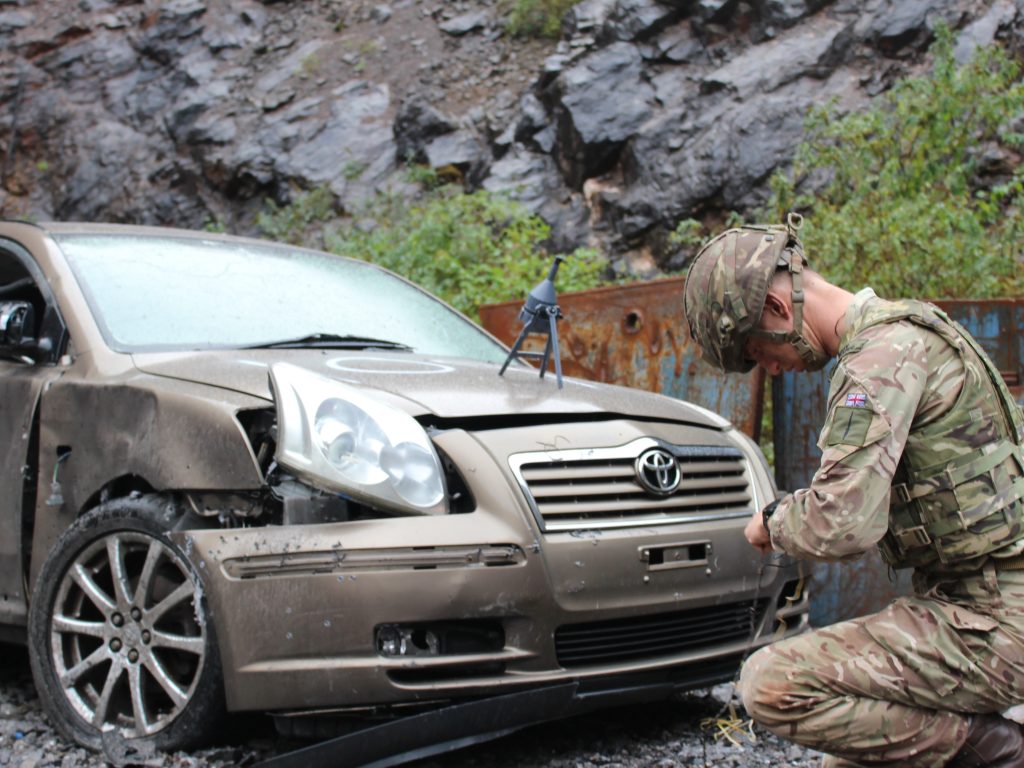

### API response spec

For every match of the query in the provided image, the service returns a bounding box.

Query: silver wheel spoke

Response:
[125,662,153,735]
[143,654,188,707]
[150,629,204,655]
[59,645,110,687]
[92,659,123,727]
[106,536,133,608]
[135,540,163,607]
[69,563,116,614]
[52,615,107,639]
[146,581,194,625]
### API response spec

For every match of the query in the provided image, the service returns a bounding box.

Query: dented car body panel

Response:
[0,221,806,746]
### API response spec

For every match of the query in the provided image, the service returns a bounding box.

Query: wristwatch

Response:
[761,499,781,532]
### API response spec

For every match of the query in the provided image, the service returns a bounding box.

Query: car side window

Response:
[0,248,65,364]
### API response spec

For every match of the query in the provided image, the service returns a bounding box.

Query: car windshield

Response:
[54,233,508,361]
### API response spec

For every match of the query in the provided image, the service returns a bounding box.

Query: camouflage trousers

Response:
[739,565,1024,767]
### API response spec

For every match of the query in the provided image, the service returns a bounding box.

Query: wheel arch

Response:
[29,375,268,593]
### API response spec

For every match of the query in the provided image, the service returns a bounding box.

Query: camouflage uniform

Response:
[739,288,1024,767]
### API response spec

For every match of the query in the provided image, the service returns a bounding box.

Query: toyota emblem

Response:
[635,448,681,495]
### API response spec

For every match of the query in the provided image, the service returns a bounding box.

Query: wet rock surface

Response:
[2,0,1023,274]
[0,643,822,767]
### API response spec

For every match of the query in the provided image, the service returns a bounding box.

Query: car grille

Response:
[555,600,768,668]
[509,438,752,532]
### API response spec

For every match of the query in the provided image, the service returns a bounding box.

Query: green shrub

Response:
[326,184,606,320]
[764,24,1024,299]
[504,0,577,38]
[257,186,336,246]
[258,180,608,321]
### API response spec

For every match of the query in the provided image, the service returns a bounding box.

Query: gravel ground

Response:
[0,643,823,767]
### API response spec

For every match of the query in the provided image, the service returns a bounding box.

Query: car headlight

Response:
[269,362,447,515]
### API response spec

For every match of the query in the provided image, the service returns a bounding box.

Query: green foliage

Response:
[668,211,745,274]
[256,186,336,246]
[668,218,703,252]
[764,24,1024,299]
[323,184,606,320]
[504,0,577,38]
[257,182,609,321]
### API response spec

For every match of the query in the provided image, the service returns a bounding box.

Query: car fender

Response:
[28,373,269,591]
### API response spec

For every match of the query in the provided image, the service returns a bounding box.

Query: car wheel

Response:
[28,495,224,752]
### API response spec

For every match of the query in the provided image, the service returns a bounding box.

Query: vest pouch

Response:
[921,454,1024,564]
[883,445,1024,567]
[879,499,940,569]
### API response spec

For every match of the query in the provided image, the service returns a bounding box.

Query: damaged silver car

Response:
[0,221,807,753]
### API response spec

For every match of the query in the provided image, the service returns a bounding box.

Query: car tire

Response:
[27,494,224,753]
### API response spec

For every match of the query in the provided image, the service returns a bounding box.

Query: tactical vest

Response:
[838,299,1024,570]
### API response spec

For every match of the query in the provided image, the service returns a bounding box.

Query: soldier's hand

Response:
[744,508,773,553]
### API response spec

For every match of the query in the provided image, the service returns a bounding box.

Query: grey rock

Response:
[0,0,1014,277]
[954,0,1016,64]
[692,0,737,23]
[564,0,618,37]
[701,17,852,97]
[532,125,557,153]
[394,95,458,162]
[757,0,830,28]
[484,144,562,211]
[866,0,938,55]
[512,91,550,148]
[424,129,489,183]
[605,0,680,42]
[557,42,653,144]
[439,10,489,36]
[0,10,31,31]
[551,42,654,185]
[202,6,265,51]
[281,80,395,195]
[640,23,705,63]
[483,145,591,250]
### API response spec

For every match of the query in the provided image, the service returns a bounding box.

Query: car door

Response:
[0,241,66,632]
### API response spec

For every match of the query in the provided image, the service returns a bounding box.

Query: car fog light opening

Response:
[375,621,505,659]
[377,625,440,657]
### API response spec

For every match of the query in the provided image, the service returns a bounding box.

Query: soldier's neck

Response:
[806,281,855,357]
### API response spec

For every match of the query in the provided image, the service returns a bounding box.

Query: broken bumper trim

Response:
[253,654,742,768]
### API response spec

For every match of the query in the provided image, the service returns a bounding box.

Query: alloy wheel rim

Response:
[49,530,206,738]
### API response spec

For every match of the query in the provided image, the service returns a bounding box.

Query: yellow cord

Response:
[700,702,757,747]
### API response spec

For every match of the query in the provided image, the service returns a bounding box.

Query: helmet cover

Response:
[683,217,808,373]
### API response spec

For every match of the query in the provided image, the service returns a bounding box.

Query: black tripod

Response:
[498,255,565,388]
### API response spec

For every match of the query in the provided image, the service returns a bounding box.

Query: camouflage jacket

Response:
[768,288,1024,575]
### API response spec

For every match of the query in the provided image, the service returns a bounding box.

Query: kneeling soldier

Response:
[683,215,1024,767]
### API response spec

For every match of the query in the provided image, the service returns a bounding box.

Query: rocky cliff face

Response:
[2,0,1021,274]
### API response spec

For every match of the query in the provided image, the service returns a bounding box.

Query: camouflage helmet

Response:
[683,213,822,373]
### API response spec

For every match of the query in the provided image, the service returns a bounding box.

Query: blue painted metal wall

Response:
[774,300,1024,626]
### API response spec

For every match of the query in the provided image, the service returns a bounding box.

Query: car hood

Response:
[132,349,729,427]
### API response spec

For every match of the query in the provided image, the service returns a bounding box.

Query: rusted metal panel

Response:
[774,298,1024,626]
[479,278,765,439]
